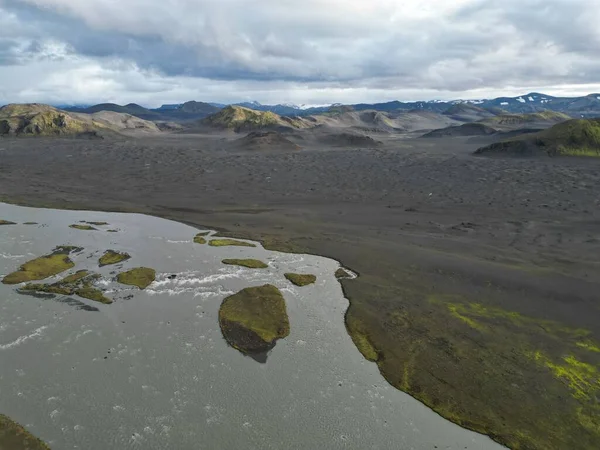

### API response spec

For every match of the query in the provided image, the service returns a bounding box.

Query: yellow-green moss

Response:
[193,234,207,244]
[76,286,112,304]
[98,250,131,267]
[0,220,16,225]
[2,250,75,285]
[209,239,256,248]
[284,273,317,286]
[219,284,290,355]
[577,341,600,353]
[530,351,599,401]
[19,270,102,298]
[70,224,97,231]
[117,267,156,289]
[222,259,268,269]
[345,314,379,362]
[60,270,90,284]
[0,414,51,450]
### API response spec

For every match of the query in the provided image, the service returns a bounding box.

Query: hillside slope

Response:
[475,118,600,157]
[202,106,312,132]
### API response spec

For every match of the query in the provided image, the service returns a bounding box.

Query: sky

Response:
[0,0,599,107]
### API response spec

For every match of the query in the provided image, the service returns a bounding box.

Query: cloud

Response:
[0,0,599,105]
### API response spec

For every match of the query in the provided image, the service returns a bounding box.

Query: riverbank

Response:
[1,135,599,449]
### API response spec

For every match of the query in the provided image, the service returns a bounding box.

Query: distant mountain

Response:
[0,104,160,137]
[65,103,163,121]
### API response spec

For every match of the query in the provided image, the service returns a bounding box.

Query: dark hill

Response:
[423,122,497,138]
[475,118,600,157]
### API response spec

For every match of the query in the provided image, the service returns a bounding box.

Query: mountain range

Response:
[59,93,600,123]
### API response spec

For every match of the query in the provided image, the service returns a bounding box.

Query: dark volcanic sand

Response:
[1,133,599,450]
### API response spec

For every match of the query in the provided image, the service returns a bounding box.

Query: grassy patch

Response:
[284,273,317,286]
[222,259,268,269]
[70,224,97,231]
[19,270,111,305]
[219,284,290,355]
[99,250,131,267]
[2,247,77,284]
[0,414,51,450]
[84,221,109,226]
[209,239,256,248]
[117,267,156,289]
[0,220,16,225]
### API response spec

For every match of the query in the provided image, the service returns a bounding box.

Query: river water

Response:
[0,202,504,450]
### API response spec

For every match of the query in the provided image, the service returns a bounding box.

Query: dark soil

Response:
[0,133,599,449]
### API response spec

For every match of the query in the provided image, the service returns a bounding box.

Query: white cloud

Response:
[0,0,599,105]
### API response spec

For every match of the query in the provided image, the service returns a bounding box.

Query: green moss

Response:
[76,286,112,304]
[98,250,131,267]
[284,273,317,286]
[530,351,599,401]
[345,314,379,362]
[19,270,105,300]
[0,220,16,225]
[222,259,268,269]
[209,239,256,248]
[60,270,90,284]
[577,341,600,353]
[85,221,109,226]
[219,284,290,355]
[194,233,207,244]
[117,267,156,289]
[70,224,97,231]
[2,249,76,285]
[0,414,51,449]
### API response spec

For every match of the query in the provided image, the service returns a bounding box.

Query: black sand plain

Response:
[1,129,599,450]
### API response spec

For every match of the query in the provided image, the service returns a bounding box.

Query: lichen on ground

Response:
[219,284,290,357]
[98,250,131,267]
[0,219,16,225]
[284,273,317,286]
[2,246,80,285]
[209,239,256,248]
[0,414,51,449]
[222,259,268,269]
[117,267,156,289]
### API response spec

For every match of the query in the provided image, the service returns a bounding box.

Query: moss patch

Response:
[2,247,78,284]
[193,233,207,244]
[219,284,290,357]
[284,273,317,286]
[335,268,353,279]
[117,267,156,289]
[0,220,16,225]
[0,414,51,450]
[70,224,97,231]
[19,270,111,305]
[84,221,109,226]
[99,250,131,267]
[222,259,268,269]
[209,238,256,248]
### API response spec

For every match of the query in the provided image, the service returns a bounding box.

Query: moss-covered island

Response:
[209,238,256,248]
[69,224,97,231]
[219,284,290,359]
[20,270,112,304]
[193,233,208,244]
[98,250,131,267]
[0,219,16,225]
[84,221,109,226]
[285,273,317,286]
[222,259,268,269]
[2,246,80,285]
[117,267,156,289]
[0,414,51,450]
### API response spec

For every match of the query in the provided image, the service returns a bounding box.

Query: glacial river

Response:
[0,202,504,449]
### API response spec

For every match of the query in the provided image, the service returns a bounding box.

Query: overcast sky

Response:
[1,0,599,107]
